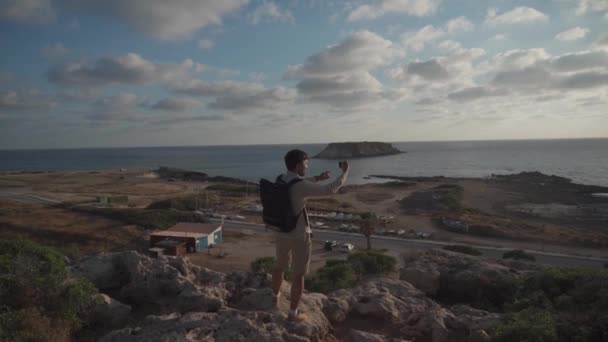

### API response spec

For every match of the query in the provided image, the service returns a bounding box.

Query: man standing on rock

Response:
[272,149,349,322]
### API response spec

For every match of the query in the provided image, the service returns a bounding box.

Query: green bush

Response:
[490,267,608,341]
[493,309,558,342]
[250,257,292,280]
[347,251,397,279]
[443,245,483,256]
[306,260,355,293]
[0,239,98,341]
[503,249,536,261]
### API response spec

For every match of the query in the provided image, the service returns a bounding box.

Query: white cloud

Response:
[248,1,294,25]
[0,89,56,111]
[402,25,445,51]
[492,34,509,40]
[249,72,268,82]
[170,79,296,111]
[285,30,404,110]
[348,0,441,21]
[555,27,590,41]
[88,93,145,121]
[0,0,54,23]
[437,40,461,52]
[445,16,474,34]
[447,86,507,102]
[594,33,608,48]
[151,97,200,111]
[286,30,402,78]
[390,46,485,86]
[198,39,215,50]
[42,42,69,59]
[60,0,248,40]
[575,0,608,16]
[47,53,202,87]
[402,17,474,52]
[485,6,549,25]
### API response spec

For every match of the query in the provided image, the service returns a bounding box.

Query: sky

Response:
[0,0,607,149]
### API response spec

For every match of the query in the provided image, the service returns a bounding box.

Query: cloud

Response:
[447,86,507,102]
[485,6,549,25]
[549,50,608,72]
[492,34,509,40]
[437,40,461,52]
[42,42,69,59]
[555,27,590,41]
[171,79,295,111]
[59,0,248,40]
[151,97,200,111]
[575,0,608,16]
[405,59,450,80]
[285,30,402,78]
[348,0,441,21]
[445,16,474,34]
[402,17,474,52]
[88,93,145,121]
[390,47,485,85]
[0,0,54,23]
[284,30,404,110]
[209,86,296,110]
[247,1,294,25]
[0,89,56,111]
[47,53,202,87]
[594,33,608,48]
[402,25,445,51]
[198,39,215,50]
[486,48,608,93]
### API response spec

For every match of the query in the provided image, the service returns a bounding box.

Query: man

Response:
[272,149,349,322]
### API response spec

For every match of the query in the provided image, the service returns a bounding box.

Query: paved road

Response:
[0,191,61,205]
[212,219,608,269]
[2,191,605,269]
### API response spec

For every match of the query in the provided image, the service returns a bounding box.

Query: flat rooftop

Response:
[150,222,222,239]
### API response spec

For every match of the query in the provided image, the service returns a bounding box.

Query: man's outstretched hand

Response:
[316,171,331,181]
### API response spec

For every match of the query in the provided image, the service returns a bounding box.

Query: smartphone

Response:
[338,161,344,168]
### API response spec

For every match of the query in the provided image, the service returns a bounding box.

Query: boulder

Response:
[92,294,131,328]
[101,307,330,342]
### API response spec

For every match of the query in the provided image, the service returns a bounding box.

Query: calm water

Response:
[1,139,607,187]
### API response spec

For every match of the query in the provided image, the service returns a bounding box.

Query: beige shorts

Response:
[275,233,312,275]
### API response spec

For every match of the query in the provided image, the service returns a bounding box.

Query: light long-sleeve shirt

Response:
[277,170,349,239]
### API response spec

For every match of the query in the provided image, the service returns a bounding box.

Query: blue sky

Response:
[1,0,607,149]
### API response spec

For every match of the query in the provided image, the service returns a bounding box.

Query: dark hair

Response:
[284,149,309,171]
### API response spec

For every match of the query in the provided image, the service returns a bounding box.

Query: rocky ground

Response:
[71,248,539,342]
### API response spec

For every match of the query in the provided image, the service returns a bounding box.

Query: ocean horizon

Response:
[1,138,607,187]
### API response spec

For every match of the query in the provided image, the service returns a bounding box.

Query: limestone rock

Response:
[92,294,131,328]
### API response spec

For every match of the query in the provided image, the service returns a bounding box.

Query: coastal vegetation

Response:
[0,239,99,341]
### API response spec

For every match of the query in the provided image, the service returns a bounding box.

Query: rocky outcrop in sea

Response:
[314,142,404,160]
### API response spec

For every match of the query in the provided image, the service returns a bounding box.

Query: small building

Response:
[149,222,223,256]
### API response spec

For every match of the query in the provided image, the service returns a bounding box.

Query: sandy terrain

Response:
[1,168,608,259]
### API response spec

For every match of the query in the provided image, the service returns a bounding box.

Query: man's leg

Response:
[273,236,291,306]
[290,273,305,310]
[288,233,312,321]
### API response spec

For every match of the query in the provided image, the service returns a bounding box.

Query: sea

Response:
[1,139,607,187]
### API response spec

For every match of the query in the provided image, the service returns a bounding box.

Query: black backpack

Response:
[259,175,303,233]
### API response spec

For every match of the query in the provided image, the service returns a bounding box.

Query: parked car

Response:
[324,240,339,251]
[340,243,355,253]
[397,229,406,235]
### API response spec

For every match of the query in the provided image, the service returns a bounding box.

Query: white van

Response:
[340,243,355,253]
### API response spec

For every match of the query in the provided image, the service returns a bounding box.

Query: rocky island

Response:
[314,141,404,159]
